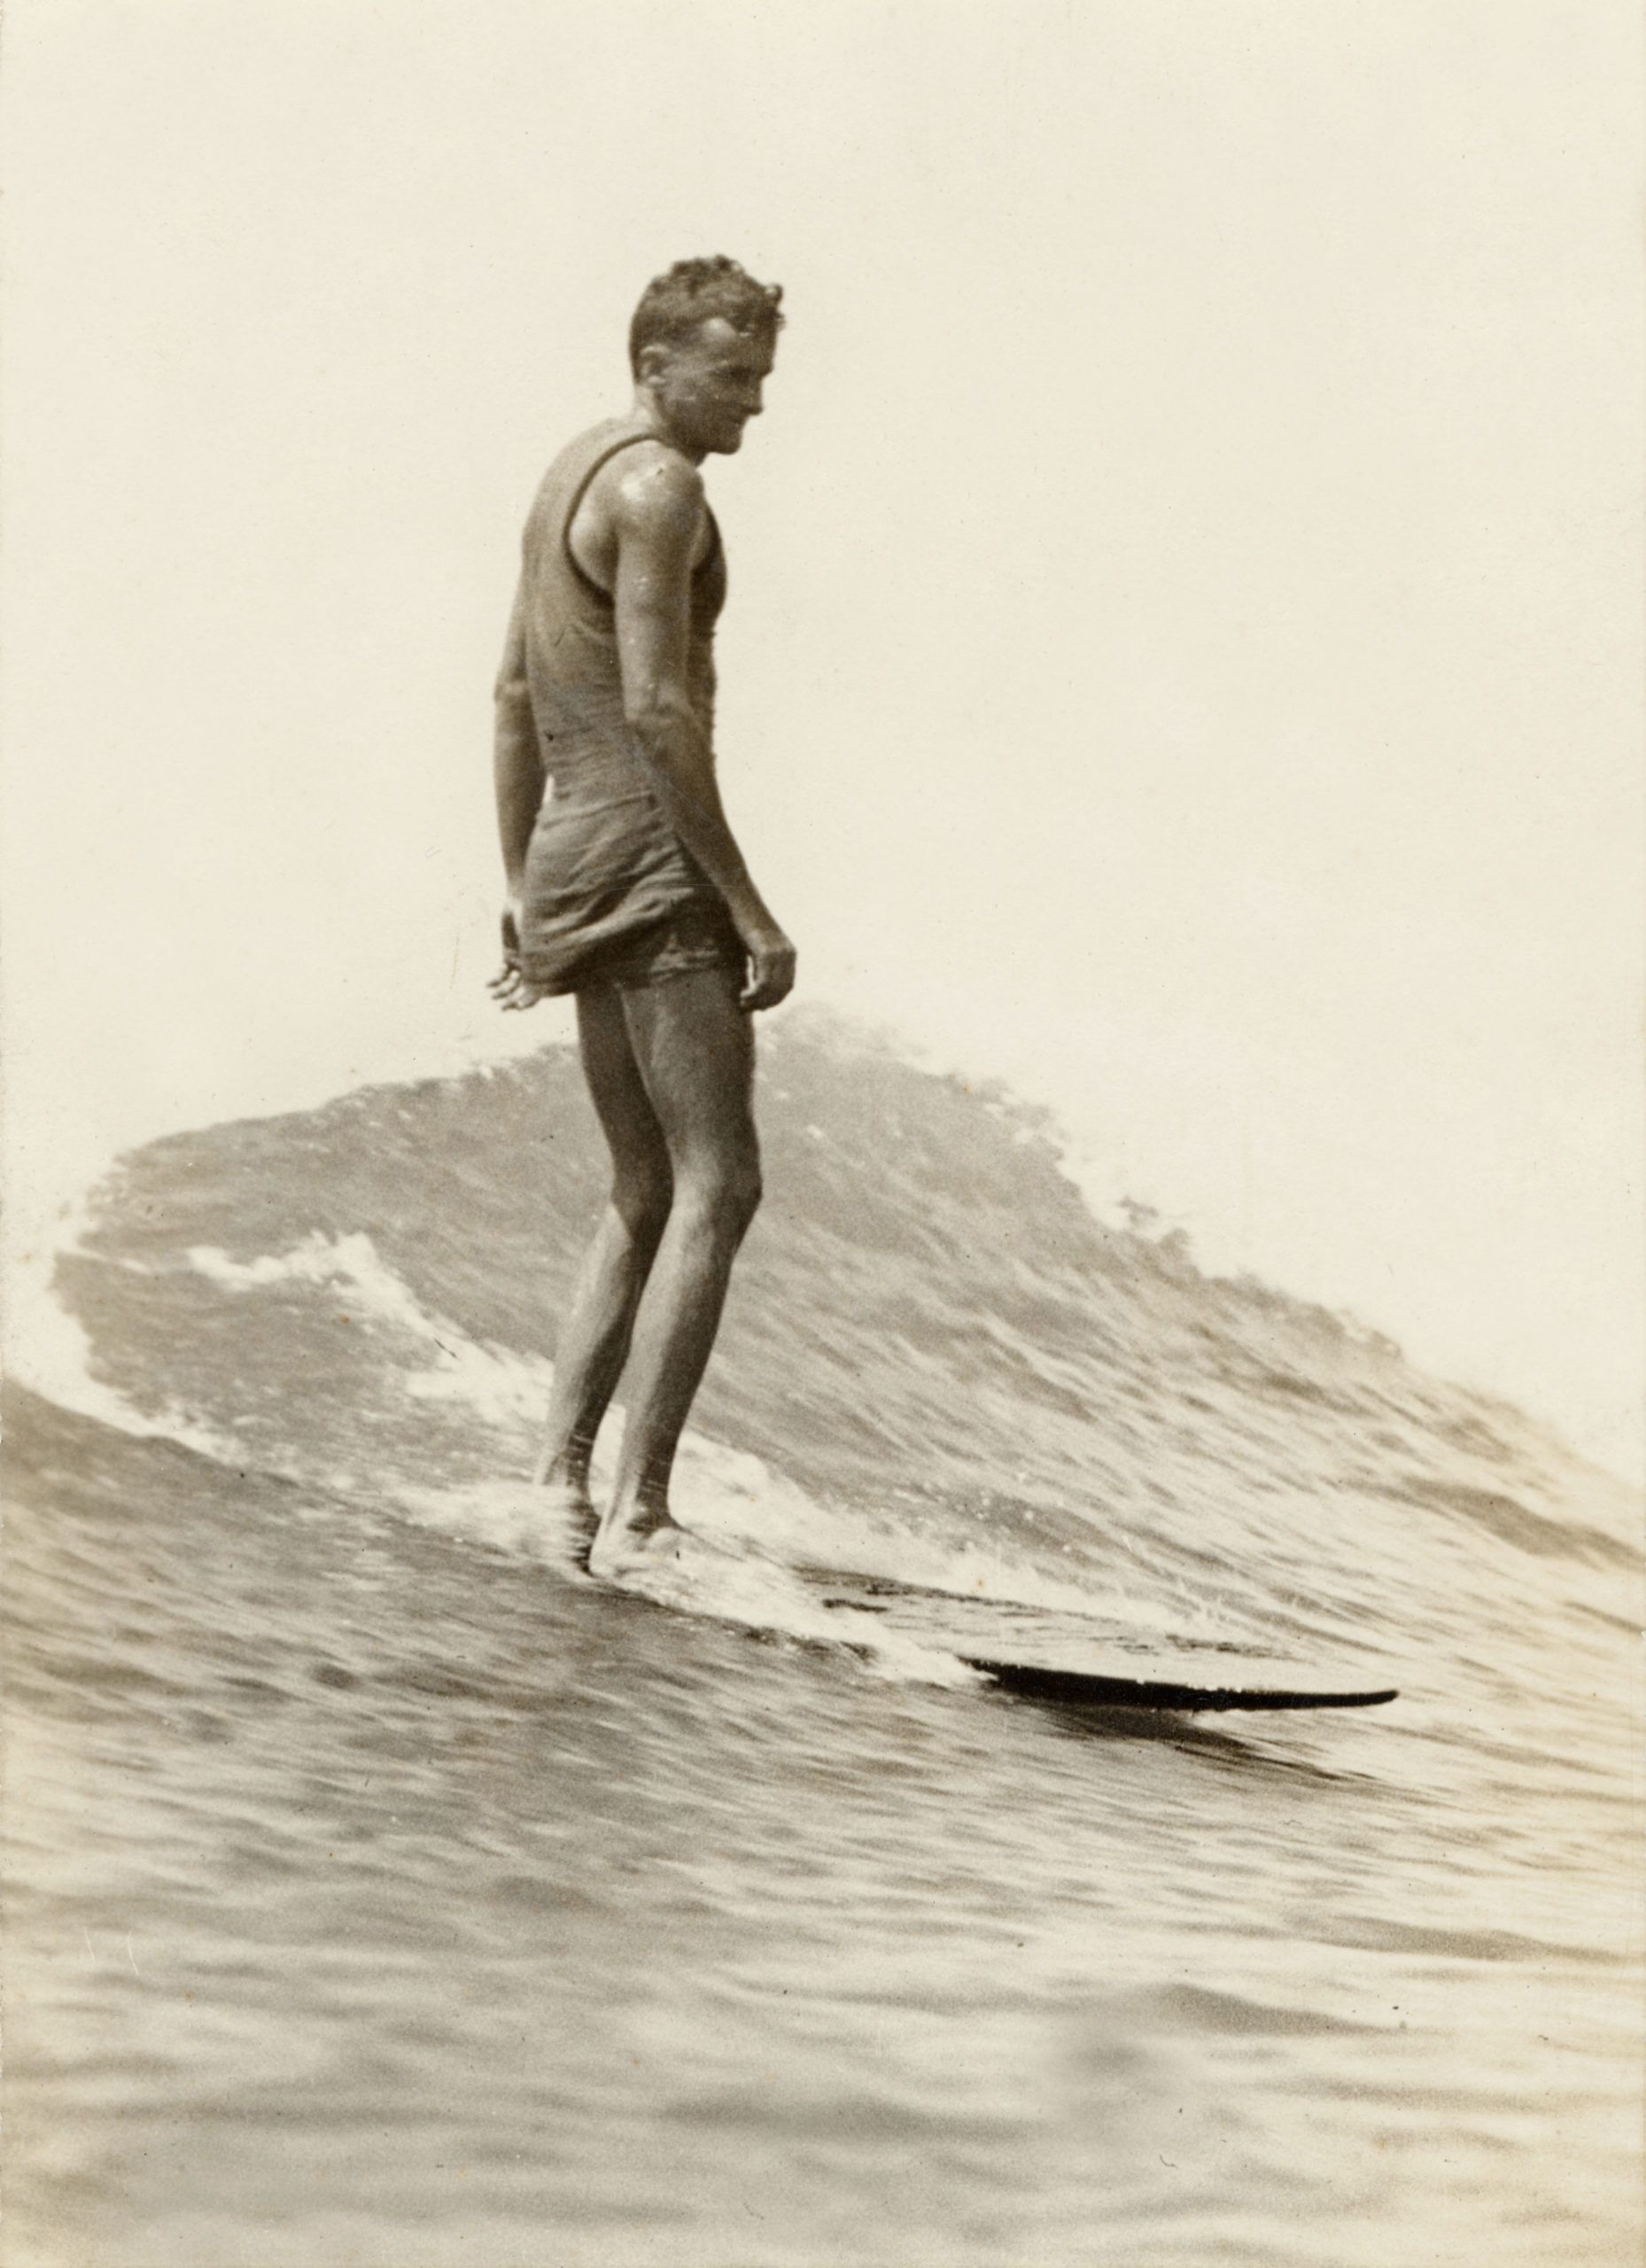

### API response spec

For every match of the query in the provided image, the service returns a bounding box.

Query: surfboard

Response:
[800,1571,1400,1713]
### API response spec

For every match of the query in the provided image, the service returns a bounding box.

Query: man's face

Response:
[647,317,775,455]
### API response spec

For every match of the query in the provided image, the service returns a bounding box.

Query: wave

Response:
[16,1010,1638,1713]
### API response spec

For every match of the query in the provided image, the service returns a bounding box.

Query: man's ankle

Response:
[537,1452,593,1495]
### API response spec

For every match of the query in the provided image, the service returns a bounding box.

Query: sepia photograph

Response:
[3,4,1641,2264]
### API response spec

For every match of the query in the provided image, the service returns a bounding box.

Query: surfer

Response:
[488,256,794,1579]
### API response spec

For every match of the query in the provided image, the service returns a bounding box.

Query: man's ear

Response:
[635,343,672,387]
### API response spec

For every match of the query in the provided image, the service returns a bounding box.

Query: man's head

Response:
[629,255,783,456]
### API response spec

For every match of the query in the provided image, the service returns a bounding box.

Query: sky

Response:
[3,0,1642,1480]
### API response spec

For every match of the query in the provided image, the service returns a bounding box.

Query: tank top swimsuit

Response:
[515,419,731,995]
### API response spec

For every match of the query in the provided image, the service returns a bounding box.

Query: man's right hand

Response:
[488,897,547,1011]
[738,920,796,1013]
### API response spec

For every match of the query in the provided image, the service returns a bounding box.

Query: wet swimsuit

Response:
[509,420,744,996]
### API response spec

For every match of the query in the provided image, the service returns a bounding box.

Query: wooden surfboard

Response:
[801,1570,1400,1713]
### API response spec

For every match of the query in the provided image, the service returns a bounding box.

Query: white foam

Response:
[382,1476,982,1686]
[389,1477,593,1573]
[187,1233,548,1431]
[594,1533,985,1689]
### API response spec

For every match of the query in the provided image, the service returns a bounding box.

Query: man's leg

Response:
[588,967,760,1575]
[533,986,674,1538]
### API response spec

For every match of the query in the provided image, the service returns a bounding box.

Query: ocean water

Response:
[4,1012,1641,2267]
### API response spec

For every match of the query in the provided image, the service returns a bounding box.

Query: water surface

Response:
[6,1017,1640,2265]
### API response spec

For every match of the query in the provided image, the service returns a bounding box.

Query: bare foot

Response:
[587,1512,691,1583]
[534,1475,600,1571]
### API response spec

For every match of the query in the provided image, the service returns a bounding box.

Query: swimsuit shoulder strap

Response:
[561,428,705,602]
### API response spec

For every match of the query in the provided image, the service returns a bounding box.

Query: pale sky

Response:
[3,0,1642,1480]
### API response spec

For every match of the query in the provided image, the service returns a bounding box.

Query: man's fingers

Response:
[488,961,545,1011]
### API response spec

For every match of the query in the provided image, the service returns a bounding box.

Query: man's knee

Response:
[680,1145,761,1238]
[610,1170,672,1249]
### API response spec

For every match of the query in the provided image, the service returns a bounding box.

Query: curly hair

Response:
[628,256,785,379]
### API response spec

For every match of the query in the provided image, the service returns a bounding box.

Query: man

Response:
[488,256,794,1579]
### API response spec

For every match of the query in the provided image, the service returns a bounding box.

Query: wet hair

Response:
[628,256,784,379]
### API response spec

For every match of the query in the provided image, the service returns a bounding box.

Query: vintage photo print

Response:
[3,4,1641,2264]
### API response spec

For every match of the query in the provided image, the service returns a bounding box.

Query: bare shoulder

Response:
[608,441,706,547]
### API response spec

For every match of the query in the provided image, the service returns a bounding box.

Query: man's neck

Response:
[630,385,705,465]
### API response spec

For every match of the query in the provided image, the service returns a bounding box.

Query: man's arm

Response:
[493,586,544,906]
[488,586,548,1006]
[612,454,796,1011]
